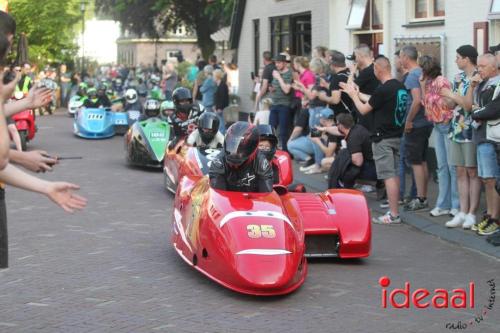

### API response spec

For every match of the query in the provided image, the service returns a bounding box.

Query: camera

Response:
[310,128,322,138]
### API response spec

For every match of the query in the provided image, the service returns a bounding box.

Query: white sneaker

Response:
[445,212,466,228]
[430,207,450,217]
[462,214,476,229]
[449,208,460,217]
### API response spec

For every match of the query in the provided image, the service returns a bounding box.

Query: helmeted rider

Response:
[76,82,88,102]
[187,111,224,149]
[96,84,112,107]
[148,74,163,100]
[160,100,175,122]
[83,87,111,108]
[124,88,142,112]
[113,77,124,95]
[256,124,280,184]
[209,122,273,193]
[170,87,203,143]
[138,99,161,121]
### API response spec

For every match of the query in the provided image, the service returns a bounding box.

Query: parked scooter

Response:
[11,91,36,151]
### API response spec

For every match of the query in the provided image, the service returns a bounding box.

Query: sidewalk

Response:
[292,163,500,259]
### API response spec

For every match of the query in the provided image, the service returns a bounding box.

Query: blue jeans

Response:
[270,105,291,152]
[308,106,323,129]
[399,135,417,199]
[433,123,459,210]
[287,136,324,166]
[215,109,225,134]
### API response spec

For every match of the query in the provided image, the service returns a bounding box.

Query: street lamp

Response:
[80,1,88,75]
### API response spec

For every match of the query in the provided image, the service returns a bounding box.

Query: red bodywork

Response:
[12,109,36,140]
[171,149,371,296]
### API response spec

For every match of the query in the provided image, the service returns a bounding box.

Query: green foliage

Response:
[96,0,235,60]
[176,60,195,90]
[9,0,84,66]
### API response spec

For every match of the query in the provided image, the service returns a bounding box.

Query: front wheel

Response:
[19,130,28,151]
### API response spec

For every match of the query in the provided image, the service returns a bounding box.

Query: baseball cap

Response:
[330,51,346,67]
[274,53,291,62]
[346,52,356,61]
[319,108,334,119]
[490,43,500,54]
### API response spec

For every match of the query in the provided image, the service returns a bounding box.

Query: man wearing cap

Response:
[270,53,293,152]
[302,108,337,174]
[318,50,354,117]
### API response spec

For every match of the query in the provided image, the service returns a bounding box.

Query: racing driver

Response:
[209,121,273,193]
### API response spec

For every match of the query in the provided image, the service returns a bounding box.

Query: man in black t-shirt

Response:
[321,113,376,187]
[348,45,380,133]
[319,51,354,118]
[254,51,276,111]
[342,56,408,225]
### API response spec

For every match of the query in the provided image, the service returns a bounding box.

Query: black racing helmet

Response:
[144,99,161,118]
[198,112,220,144]
[224,122,259,168]
[256,124,278,161]
[172,87,193,116]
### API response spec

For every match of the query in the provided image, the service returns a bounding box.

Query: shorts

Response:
[373,137,401,180]
[449,141,477,167]
[405,126,433,164]
[477,143,500,179]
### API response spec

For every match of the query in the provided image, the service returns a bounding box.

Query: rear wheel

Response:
[19,130,28,151]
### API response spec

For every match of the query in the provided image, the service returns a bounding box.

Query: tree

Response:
[9,0,82,66]
[95,0,234,60]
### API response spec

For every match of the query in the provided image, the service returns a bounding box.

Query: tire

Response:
[19,130,28,151]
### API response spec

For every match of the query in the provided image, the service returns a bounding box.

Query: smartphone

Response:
[2,70,16,84]
[251,72,255,80]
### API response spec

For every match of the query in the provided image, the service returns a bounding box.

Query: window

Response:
[492,0,500,13]
[253,19,260,75]
[270,13,311,56]
[292,14,311,56]
[270,16,290,56]
[346,0,383,30]
[347,0,368,29]
[412,0,445,20]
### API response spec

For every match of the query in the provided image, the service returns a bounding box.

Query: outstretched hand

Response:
[27,86,53,109]
[46,182,87,213]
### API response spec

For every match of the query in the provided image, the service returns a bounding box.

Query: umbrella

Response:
[16,32,29,65]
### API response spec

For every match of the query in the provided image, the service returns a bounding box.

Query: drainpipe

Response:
[383,0,392,58]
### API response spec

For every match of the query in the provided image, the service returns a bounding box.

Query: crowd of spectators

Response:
[250,43,499,245]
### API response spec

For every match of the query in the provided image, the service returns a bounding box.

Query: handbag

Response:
[487,118,500,142]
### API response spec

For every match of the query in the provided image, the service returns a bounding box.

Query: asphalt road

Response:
[0,112,498,333]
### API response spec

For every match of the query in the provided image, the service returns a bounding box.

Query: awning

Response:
[211,26,231,43]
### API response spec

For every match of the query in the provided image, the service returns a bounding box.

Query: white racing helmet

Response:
[125,88,138,104]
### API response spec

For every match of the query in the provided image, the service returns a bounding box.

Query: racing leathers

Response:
[209,151,274,193]
[169,104,204,148]
[187,130,224,149]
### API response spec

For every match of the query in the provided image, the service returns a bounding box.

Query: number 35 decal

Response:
[247,225,276,239]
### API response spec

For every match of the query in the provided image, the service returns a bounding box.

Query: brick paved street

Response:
[0,113,498,333]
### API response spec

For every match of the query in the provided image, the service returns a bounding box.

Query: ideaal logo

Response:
[378,276,496,330]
